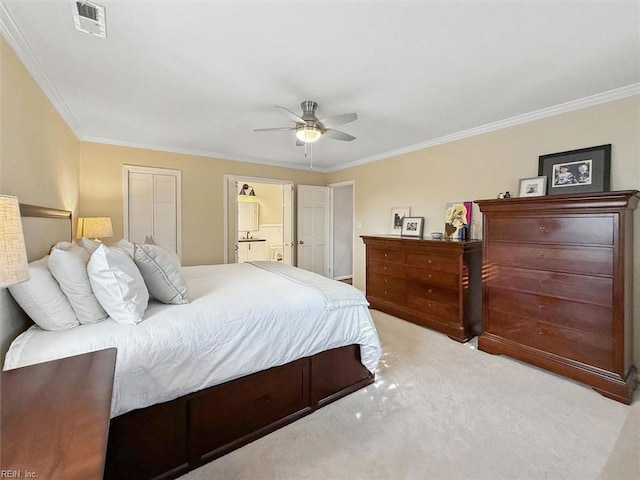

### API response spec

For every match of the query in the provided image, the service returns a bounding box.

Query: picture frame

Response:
[518,176,547,197]
[538,144,611,195]
[401,217,424,237]
[390,206,411,233]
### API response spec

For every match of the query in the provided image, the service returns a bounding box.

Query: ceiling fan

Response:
[254,101,357,145]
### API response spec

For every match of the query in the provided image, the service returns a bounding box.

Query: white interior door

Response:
[226,177,238,263]
[282,183,293,265]
[297,185,329,275]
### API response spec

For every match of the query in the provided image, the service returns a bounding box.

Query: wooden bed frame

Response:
[3,204,375,480]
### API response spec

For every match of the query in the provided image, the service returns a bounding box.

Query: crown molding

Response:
[328,84,640,173]
[0,3,85,138]
[80,136,329,173]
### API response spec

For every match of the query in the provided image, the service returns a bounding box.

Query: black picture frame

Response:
[538,144,611,195]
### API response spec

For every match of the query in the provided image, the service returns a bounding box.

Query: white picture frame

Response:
[390,206,411,233]
[519,176,547,197]
[401,217,424,237]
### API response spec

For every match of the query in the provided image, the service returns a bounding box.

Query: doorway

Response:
[329,181,354,282]
[223,175,293,265]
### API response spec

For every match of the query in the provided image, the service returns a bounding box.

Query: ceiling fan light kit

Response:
[296,125,321,143]
[255,100,357,145]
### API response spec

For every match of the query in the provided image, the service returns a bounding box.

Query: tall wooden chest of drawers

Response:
[476,190,639,403]
[361,235,483,342]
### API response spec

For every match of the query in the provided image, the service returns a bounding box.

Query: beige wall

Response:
[78,142,325,266]
[0,36,79,212]
[327,95,640,362]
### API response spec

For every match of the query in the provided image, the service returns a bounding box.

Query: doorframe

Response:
[328,180,355,280]
[122,165,182,258]
[223,174,294,264]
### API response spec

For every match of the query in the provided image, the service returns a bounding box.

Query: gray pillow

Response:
[133,244,188,305]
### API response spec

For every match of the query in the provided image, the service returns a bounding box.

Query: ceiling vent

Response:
[71,1,107,38]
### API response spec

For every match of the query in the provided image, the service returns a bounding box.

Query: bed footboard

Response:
[104,344,373,480]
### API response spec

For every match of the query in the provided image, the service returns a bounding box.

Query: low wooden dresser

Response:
[476,190,638,403]
[361,235,483,342]
[1,348,117,479]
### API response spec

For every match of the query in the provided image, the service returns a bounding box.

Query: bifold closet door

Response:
[127,171,178,254]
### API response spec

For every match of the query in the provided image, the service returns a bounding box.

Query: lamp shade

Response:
[0,195,29,288]
[76,217,113,239]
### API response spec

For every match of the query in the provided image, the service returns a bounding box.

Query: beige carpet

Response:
[181,310,639,480]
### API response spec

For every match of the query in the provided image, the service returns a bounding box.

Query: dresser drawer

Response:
[486,309,613,371]
[487,243,613,276]
[406,295,458,323]
[407,282,458,305]
[368,274,407,292]
[486,266,612,307]
[406,252,459,273]
[368,284,406,305]
[368,260,406,278]
[486,287,612,337]
[369,248,405,264]
[407,267,458,288]
[489,215,613,245]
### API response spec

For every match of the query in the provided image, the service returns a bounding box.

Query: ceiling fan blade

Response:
[296,138,304,146]
[319,112,357,129]
[323,129,356,141]
[253,127,296,132]
[274,106,306,124]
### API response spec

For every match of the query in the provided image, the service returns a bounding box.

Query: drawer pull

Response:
[384,266,388,270]
[427,288,432,293]
[538,305,543,309]
[384,278,388,284]
[428,303,432,308]
[428,273,432,279]
[538,252,544,257]
[384,253,388,258]
[384,290,388,296]
[428,259,432,264]
[252,395,271,408]
[539,226,546,232]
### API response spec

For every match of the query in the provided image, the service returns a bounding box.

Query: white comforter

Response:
[4,262,381,418]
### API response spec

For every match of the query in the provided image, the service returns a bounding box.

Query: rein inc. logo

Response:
[0,471,37,478]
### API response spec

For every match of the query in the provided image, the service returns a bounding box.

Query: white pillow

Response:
[48,242,108,324]
[134,244,189,305]
[78,237,101,254]
[88,244,149,325]
[8,256,80,331]
[113,239,135,258]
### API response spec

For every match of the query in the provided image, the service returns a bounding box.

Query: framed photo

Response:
[518,176,547,197]
[538,144,611,195]
[401,217,424,237]
[390,206,411,233]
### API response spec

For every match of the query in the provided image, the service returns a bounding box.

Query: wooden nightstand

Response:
[1,348,117,479]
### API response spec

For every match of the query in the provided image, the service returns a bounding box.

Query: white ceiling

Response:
[2,1,639,172]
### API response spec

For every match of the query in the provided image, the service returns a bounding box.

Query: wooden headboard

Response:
[0,204,72,367]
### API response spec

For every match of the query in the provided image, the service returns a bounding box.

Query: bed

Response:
[1,204,381,479]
